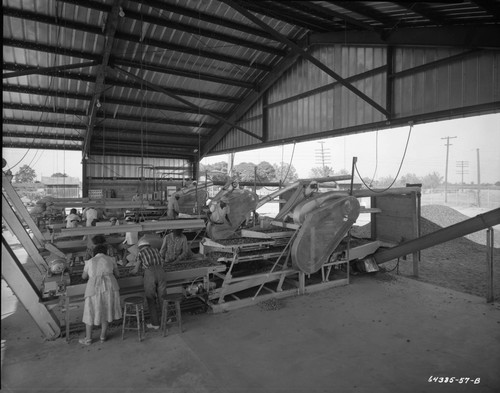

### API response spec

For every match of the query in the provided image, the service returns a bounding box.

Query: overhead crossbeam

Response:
[221,0,389,118]
[2,61,98,79]
[112,66,263,141]
[201,48,303,156]
[309,26,500,49]
[82,0,123,159]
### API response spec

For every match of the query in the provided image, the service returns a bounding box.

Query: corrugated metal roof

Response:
[3,0,500,161]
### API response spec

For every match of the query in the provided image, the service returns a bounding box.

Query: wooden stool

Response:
[161,293,184,337]
[121,296,146,341]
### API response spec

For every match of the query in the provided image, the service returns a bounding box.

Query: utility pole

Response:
[315,141,331,176]
[456,160,469,188]
[441,136,457,203]
[477,148,481,207]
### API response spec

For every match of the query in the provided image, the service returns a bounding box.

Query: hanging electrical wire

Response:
[355,124,413,193]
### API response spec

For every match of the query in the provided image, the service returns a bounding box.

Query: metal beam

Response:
[3,62,242,104]
[112,66,264,141]
[114,31,272,72]
[240,1,333,31]
[5,85,221,117]
[206,102,500,156]
[220,0,389,117]
[201,48,303,156]
[2,119,87,131]
[83,0,124,159]
[125,0,278,42]
[309,25,500,49]
[116,7,286,56]
[3,103,86,117]
[2,61,98,79]
[293,1,376,31]
[96,111,216,128]
[2,38,101,61]
[374,208,500,264]
[2,85,91,102]
[3,132,83,142]
[390,49,482,79]
[398,2,448,25]
[472,0,500,19]
[2,141,82,151]
[113,59,256,90]
[328,1,398,26]
[88,144,199,159]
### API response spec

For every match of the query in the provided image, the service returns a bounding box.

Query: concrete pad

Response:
[2,273,499,393]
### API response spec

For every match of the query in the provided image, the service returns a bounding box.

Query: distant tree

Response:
[422,172,443,190]
[14,165,36,183]
[400,173,422,186]
[273,163,298,183]
[495,181,500,187]
[309,165,335,178]
[200,162,228,182]
[373,176,403,188]
[233,162,256,182]
[256,161,276,183]
[51,172,68,177]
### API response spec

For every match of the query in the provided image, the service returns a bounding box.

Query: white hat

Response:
[137,238,150,248]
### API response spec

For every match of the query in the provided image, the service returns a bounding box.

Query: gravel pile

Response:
[351,205,499,248]
[421,205,500,247]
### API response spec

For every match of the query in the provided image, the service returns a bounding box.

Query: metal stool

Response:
[121,296,146,341]
[161,293,184,337]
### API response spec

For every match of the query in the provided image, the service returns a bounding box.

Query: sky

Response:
[3,113,499,185]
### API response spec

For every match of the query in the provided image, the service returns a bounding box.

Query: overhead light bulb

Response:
[96,100,101,108]
[119,7,125,17]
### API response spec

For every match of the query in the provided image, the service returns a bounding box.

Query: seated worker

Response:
[65,208,81,228]
[166,192,181,220]
[160,228,190,263]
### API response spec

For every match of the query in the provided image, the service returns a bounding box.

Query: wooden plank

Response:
[58,219,205,237]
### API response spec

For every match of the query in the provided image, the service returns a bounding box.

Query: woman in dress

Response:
[79,244,122,345]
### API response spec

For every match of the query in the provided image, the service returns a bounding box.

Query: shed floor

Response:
[2,269,500,393]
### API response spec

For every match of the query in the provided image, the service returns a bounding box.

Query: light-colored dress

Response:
[82,253,122,326]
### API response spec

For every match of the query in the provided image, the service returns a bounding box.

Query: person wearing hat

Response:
[167,192,181,219]
[130,237,168,329]
[65,208,81,228]
[207,196,232,226]
[160,228,190,263]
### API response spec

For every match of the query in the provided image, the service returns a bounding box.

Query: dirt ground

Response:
[354,204,500,301]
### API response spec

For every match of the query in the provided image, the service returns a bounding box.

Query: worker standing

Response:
[65,208,81,228]
[83,207,98,227]
[130,238,168,330]
[79,244,122,345]
[208,196,232,226]
[167,192,181,219]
